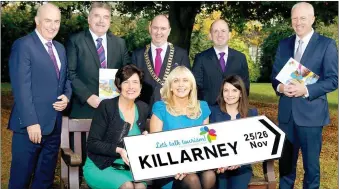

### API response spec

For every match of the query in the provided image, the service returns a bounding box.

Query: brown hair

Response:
[114,64,144,91]
[217,75,249,118]
[89,2,111,14]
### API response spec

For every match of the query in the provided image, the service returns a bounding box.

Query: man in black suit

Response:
[192,19,250,105]
[67,2,130,119]
[132,15,191,112]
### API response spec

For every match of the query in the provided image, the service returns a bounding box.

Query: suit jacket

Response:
[271,32,338,126]
[87,97,148,170]
[131,44,191,110]
[8,31,72,135]
[192,47,250,105]
[67,29,131,119]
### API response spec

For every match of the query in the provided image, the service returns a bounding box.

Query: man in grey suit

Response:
[67,2,130,119]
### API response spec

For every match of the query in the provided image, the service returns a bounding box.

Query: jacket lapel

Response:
[207,47,223,75]
[300,32,319,68]
[148,47,154,69]
[106,32,117,68]
[224,48,234,76]
[53,41,64,82]
[32,31,59,80]
[84,29,100,68]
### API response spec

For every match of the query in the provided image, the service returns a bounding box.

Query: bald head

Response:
[151,15,171,28]
[291,2,314,16]
[35,3,61,41]
[210,19,229,33]
[36,3,60,19]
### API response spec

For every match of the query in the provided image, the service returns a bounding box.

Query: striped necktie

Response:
[96,38,107,68]
[45,42,60,79]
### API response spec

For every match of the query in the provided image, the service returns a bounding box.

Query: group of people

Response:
[7,1,337,189]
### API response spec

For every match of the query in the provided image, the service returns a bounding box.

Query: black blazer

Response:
[67,29,131,119]
[192,47,250,105]
[209,105,258,123]
[87,97,149,170]
[131,44,191,112]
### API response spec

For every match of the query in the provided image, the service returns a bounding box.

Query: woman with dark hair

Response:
[83,64,149,189]
[210,75,257,189]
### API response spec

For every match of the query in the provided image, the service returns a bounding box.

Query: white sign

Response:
[124,115,285,181]
[99,68,119,100]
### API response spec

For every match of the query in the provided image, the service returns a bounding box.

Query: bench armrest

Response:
[61,148,82,167]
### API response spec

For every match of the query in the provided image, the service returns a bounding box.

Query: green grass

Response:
[1,83,12,92]
[250,83,338,111]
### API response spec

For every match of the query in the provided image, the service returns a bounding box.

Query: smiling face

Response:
[223,82,241,106]
[209,20,230,48]
[149,15,171,47]
[170,75,192,99]
[88,7,111,36]
[291,3,315,39]
[35,4,61,41]
[120,73,141,101]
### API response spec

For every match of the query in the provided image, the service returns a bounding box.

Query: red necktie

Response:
[46,42,60,79]
[154,48,162,76]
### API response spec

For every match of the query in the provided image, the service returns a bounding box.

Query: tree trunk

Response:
[168,2,201,53]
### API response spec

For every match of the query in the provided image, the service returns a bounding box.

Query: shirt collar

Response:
[214,46,229,57]
[35,29,51,46]
[89,29,107,43]
[151,42,168,52]
[296,28,314,45]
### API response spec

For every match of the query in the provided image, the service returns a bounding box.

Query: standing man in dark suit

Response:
[132,15,191,112]
[271,2,338,188]
[192,19,250,105]
[8,3,71,188]
[67,2,130,119]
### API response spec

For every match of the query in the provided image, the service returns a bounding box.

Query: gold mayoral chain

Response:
[144,43,174,86]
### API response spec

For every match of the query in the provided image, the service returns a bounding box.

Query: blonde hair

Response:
[160,66,201,119]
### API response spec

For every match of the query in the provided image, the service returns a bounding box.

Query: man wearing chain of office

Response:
[131,15,191,115]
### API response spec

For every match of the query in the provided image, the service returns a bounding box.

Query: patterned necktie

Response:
[96,38,107,68]
[45,42,60,79]
[294,39,304,62]
[154,48,163,76]
[219,52,226,72]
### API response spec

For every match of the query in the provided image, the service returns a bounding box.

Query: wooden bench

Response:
[60,116,276,189]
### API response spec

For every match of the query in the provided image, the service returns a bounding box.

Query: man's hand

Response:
[116,147,129,166]
[53,94,69,111]
[87,95,101,108]
[287,80,308,97]
[225,165,241,171]
[27,124,42,144]
[280,84,294,97]
[216,167,226,174]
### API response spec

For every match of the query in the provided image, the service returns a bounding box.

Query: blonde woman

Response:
[150,66,216,189]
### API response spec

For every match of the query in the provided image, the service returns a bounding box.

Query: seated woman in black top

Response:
[210,75,258,189]
[83,64,149,189]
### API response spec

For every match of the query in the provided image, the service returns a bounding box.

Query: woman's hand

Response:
[116,147,129,166]
[216,167,226,174]
[225,165,241,171]
[175,173,187,180]
[142,131,148,135]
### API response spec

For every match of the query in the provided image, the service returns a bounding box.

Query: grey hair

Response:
[36,3,60,18]
[291,2,314,16]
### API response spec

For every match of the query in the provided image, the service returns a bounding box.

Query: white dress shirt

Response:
[214,46,229,65]
[35,29,61,70]
[89,29,108,62]
[151,42,168,67]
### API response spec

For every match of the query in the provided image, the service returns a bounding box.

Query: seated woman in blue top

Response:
[210,75,258,189]
[83,64,149,189]
[150,66,216,189]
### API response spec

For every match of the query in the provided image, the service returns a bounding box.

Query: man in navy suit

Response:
[8,3,72,189]
[271,2,338,188]
[192,19,250,105]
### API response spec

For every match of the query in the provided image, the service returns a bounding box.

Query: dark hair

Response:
[114,64,144,91]
[217,75,249,118]
[89,2,111,14]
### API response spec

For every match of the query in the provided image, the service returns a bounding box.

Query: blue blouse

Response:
[152,100,211,131]
[209,105,258,123]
